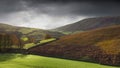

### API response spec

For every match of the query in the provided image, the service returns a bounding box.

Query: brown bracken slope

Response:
[28,25,120,66]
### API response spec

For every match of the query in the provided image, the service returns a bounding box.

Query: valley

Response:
[0,16,120,68]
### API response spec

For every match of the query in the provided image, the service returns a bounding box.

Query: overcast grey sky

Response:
[0,0,120,29]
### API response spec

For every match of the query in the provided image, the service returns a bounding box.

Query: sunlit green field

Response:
[24,38,56,49]
[39,38,56,44]
[0,54,118,68]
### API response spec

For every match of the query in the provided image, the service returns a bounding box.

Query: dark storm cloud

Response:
[0,0,24,15]
[73,2,120,16]
[0,0,120,17]
[23,0,120,3]
[21,0,120,16]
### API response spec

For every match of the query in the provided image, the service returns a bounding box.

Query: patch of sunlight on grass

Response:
[39,38,56,45]
[21,37,29,41]
[0,54,118,68]
[23,43,35,49]
[24,38,56,49]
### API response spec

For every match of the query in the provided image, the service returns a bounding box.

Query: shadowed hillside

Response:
[28,25,120,65]
[54,16,120,32]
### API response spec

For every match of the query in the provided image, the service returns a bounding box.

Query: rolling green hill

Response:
[0,23,64,42]
[0,53,116,68]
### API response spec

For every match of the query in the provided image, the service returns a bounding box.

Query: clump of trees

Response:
[0,33,22,52]
[0,34,12,51]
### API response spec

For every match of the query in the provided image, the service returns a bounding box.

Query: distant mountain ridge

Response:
[54,16,120,32]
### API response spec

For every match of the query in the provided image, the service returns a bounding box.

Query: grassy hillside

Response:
[0,23,64,41]
[0,53,116,68]
[29,25,120,65]
[0,23,64,51]
[53,16,120,32]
